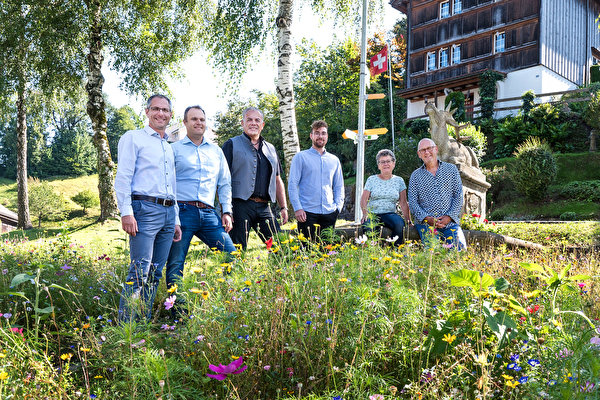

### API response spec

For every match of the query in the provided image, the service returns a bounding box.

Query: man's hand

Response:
[424,216,436,227]
[280,209,289,225]
[295,209,306,223]
[121,215,138,236]
[173,225,182,242]
[435,215,452,229]
[222,213,233,233]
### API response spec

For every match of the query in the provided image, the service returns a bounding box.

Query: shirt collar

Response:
[309,147,327,156]
[143,125,167,139]
[243,132,263,144]
[181,135,207,147]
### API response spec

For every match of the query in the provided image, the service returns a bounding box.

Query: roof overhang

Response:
[389,0,408,14]
[398,69,507,101]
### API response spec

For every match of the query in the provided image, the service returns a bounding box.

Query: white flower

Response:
[386,236,399,243]
[355,234,368,245]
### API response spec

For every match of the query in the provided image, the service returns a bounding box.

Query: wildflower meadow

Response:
[0,222,599,399]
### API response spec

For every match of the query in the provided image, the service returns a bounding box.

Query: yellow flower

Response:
[82,323,90,329]
[297,233,306,241]
[505,380,519,388]
[383,256,392,262]
[189,288,201,294]
[371,257,379,261]
[281,240,290,245]
[339,278,348,282]
[315,258,324,263]
[408,269,416,274]
[290,246,300,251]
[231,355,239,360]
[220,263,231,268]
[190,267,203,274]
[217,278,225,283]
[336,258,341,262]
[125,281,134,285]
[442,333,456,344]
[453,299,460,305]
[202,291,210,300]
[190,240,201,246]
[94,375,104,379]
[0,371,8,380]
[244,280,252,286]
[81,348,91,352]
[231,251,240,256]
[391,259,401,264]
[60,353,73,361]
[312,223,320,227]
[0,353,5,359]
[167,283,177,294]
[502,374,513,380]
[276,269,282,273]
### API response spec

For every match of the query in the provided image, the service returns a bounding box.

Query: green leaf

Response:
[494,277,510,291]
[558,263,572,280]
[567,274,592,281]
[450,269,495,292]
[34,306,54,314]
[507,295,526,315]
[48,284,79,296]
[0,291,27,299]
[519,262,545,274]
[11,273,34,287]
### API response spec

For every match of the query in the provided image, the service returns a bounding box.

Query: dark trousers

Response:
[230,198,280,249]
[297,210,339,240]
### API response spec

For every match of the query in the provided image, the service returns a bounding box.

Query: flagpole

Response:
[354,0,369,224]
[387,42,395,152]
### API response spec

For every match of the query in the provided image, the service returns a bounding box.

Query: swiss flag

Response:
[369,46,388,77]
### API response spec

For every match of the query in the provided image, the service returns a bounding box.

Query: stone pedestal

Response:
[456,163,491,220]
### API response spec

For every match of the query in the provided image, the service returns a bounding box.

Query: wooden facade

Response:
[392,0,600,107]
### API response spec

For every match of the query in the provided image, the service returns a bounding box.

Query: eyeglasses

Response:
[378,159,395,165]
[312,131,328,137]
[148,106,171,113]
[418,146,436,154]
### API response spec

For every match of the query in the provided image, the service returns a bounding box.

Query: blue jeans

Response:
[166,204,235,290]
[414,221,467,251]
[119,200,176,322]
[364,213,406,246]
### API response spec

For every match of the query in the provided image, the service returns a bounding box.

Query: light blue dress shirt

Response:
[171,136,232,214]
[114,126,179,225]
[288,147,344,214]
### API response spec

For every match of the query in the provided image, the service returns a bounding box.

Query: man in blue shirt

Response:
[408,138,467,250]
[114,94,182,322]
[165,105,235,313]
[288,120,344,240]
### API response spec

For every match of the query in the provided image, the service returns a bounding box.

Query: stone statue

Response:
[424,102,491,219]
[590,130,597,152]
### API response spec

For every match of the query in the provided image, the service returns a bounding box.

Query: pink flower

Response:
[206,357,248,380]
[578,283,585,289]
[164,295,176,310]
[263,365,271,371]
[369,395,384,400]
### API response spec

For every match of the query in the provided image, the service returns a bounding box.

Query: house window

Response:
[453,0,462,14]
[494,31,505,53]
[439,48,449,68]
[452,44,461,65]
[440,1,450,18]
[427,52,436,71]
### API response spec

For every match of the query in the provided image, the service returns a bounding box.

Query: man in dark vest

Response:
[222,107,289,249]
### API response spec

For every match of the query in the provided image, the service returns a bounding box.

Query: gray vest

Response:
[230,135,278,202]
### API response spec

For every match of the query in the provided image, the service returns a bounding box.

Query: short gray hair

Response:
[242,107,264,121]
[146,94,172,110]
[376,149,396,163]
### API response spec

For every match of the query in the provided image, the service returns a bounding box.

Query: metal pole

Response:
[354,0,369,224]
[387,42,395,152]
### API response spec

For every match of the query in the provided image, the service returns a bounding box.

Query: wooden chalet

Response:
[391,0,600,119]
[0,205,18,233]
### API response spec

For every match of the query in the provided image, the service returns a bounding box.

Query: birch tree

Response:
[204,0,382,176]
[77,0,205,221]
[0,2,84,229]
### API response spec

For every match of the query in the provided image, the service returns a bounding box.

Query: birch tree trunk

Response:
[85,0,119,222]
[276,0,300,178]
[16,89,33,230]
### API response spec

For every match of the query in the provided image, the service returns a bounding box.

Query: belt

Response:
[178,200,213,209]
[248,196,269,204]
[132,194,175,207]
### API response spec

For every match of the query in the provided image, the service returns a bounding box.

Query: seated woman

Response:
[360,149,412,245]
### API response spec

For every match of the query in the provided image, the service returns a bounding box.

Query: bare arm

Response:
[399,190,412,226]
[360,190,370,223]
[276,176,289,225]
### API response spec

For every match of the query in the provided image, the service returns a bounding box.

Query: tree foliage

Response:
[71,189,100,213]
[28,179,67,227]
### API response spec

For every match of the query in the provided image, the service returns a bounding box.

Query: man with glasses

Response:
[165,105,235,319]
[115,94,182,322]
[222,107,289,249]
[288,120,344,239]
[408,138,467,250]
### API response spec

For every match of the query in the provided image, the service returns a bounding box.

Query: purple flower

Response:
[61,264,73,270]
[164,295,176,310]
[206,357,248,380]
[518,376,529,384]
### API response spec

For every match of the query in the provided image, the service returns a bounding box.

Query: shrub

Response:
[444,91,466,123]
[510,137,557,201]
[459,123,487,164]
[71,189,100,213]
[559,211,578,221]
[558,180,600,202]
